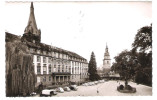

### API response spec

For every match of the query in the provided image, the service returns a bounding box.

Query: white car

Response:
[64,86,71,92]
[94,81,98,85]
[40,89,57,96]
[88,82,94,86]
[98,80,105,83]
[82,83,88,86]
[56,87,64,93]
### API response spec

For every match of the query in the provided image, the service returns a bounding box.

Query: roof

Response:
[25,41,87,61]
[5,32,21,42]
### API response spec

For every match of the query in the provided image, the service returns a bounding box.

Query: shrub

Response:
[126,85,132,90]
[119,85,124,90]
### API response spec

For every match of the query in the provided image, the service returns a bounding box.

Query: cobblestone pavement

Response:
[34,80,152,97]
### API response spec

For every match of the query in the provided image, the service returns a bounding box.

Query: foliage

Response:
[88,52,100,81]
[132,24,152,53]
[119,85,124,90]
[132,24,152,86]
[112,24,152,86]
[114,50,136,81]
[6,34,36,96]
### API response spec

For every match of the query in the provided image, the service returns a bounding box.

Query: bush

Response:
[119,85,124,90]
[125,85,132,90]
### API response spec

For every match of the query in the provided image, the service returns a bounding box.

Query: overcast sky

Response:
[5,1,152,67]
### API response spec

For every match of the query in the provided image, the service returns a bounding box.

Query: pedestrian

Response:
[97,89,99,94]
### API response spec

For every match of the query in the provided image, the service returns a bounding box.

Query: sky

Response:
[5,1,152,68]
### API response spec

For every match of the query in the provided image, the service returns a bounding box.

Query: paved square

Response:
[55,80,152,96]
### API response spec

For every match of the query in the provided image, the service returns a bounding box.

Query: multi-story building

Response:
[7,2,88,87]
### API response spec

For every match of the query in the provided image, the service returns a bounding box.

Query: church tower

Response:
[22,2,41,43]
[103,43,111,74]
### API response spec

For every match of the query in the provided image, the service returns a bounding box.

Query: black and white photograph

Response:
[1,0,156,98]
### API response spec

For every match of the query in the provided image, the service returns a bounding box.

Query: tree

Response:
[112,24,152,87]
[132,24,152,53]
[6,32,36,96]
[132,24,152,86]
[88,52,100,81]
[114,50,136,86]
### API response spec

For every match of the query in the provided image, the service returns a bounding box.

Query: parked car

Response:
[87,82,92,86]
[91,82,95,85]
[56,87,64,93]
[64,86,71,92]
[30,92,36,96]
[82,83,88,86]
[98,80,105,83]
[94,81,98,85]
[40,89,57,96]
[69,85,78,91]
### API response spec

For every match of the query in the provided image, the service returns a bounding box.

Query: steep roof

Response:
[24,2,39,35]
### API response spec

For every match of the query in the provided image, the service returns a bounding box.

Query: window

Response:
[56,53,58,58]
[37,56,41,62]
[43,51,46,55]
[62,54,63,59]
[58,53,60,58]
[66,55,68,59]
[62,66,64,72]
[43,76,46,82]
[49,76,51,81]
[37,50,40,54]
[48,57,51,63]
[75,67,77,73]
[72,68,74,74]
[69,67,71,72]
[37,65,41,74]
[58,65,60,72]
[43,64,47,74]
[66,66,68,72]
[107,61,109,64]
[43,57,47,63]
[54,64,56,68]
[54,52,56,57]
[49,64,51,73]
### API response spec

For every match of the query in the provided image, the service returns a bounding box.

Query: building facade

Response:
[8,2,88,87]
[103,43,111,74]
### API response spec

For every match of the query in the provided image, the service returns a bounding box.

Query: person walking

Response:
[97,88,99,94]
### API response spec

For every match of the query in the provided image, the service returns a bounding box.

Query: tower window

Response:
[107,61,109,64]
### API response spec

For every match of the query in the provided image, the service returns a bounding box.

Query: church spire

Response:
[105,43,109,56]
[31,2,34,8]
[23,2,41,43]
[24,2,40,35]
[106,42,108,49]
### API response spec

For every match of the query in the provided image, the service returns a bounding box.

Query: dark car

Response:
[69,85,78,91]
